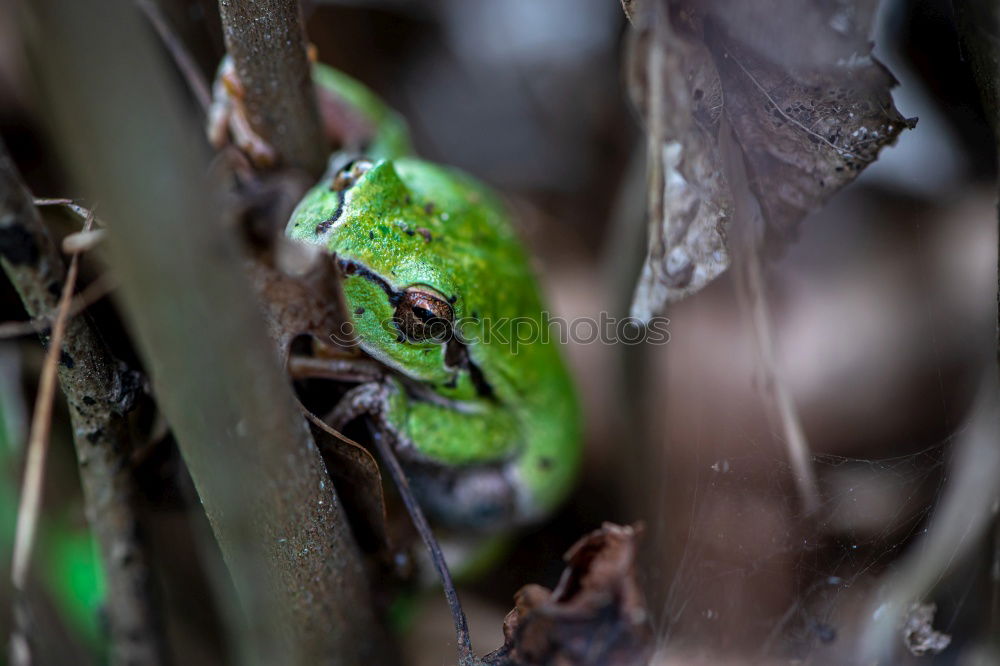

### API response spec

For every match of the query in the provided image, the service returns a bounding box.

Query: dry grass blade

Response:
[624,0,913,317]
[721,121,820,514]
[5,138,167,663]
[10,210,93,591]
[33,198,104,227]
[744,248,820,514]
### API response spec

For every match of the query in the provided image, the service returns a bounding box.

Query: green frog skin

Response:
[285,65,581,531]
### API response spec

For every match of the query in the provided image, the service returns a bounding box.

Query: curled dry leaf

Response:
[699,0,880,74]
[620,0,637,23]
[626,0,915,320]
[627,5,732,318]
[303,410,390,557]
[483,523,652,666]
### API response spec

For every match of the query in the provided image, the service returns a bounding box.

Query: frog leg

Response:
[326,385,519,582]
[327,380,395,431]
[326,380,524,531]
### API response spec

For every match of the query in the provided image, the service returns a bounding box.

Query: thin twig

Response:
[743,247,821,514]
[10,213,91,596]
[367,425,478,666]
[719,119,821,514]
[301,404,475,665]
[33,198,105,227]
[32,197,75,206]
[135,0,212,114]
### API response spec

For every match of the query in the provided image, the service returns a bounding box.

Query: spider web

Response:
[647,432,962,663]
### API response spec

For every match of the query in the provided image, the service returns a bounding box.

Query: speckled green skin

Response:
[287,66,580,526]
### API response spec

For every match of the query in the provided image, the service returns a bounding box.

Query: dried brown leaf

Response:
[626,0,915,319]
[302,409,390,557]
[627,6,732,320]
[483,523,652,666]
[706,18,914,247]
[700,0,880,75]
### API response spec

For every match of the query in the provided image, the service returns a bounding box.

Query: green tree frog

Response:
[215,59,581,532]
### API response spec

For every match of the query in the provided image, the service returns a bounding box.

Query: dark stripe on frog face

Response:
[337,257,403,306]
[317,155,371,234]
[338,257,496,400]
[315,192,346,234]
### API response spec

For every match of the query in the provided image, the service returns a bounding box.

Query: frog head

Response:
[287,156,523,398]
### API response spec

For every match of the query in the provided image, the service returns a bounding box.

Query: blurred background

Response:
[0,0,996,664]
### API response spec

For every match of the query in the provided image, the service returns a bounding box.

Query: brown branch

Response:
[0,143,168,665]
[216,0,327,174]
[26,0,392,663]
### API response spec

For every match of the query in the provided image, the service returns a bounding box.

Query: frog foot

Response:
[328,381,521,531]
[325,380,422,467]
[327,381,393,430]
[206,56,278,168]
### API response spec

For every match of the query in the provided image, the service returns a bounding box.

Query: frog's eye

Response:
[394,287,454,343]
[330,159,373,191]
